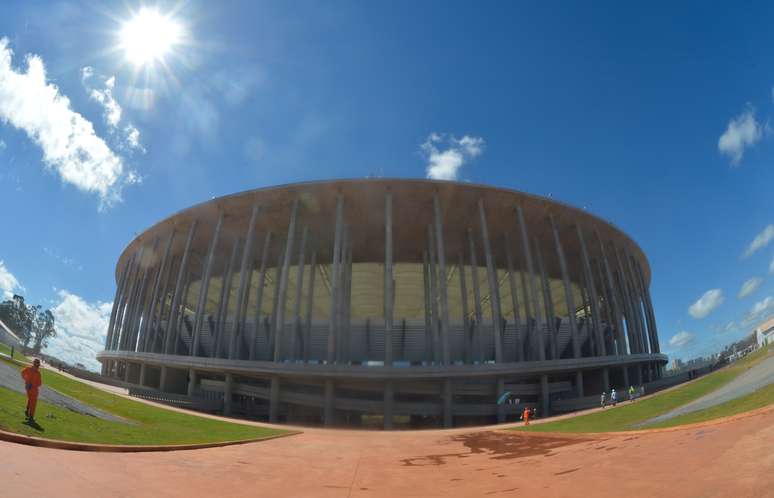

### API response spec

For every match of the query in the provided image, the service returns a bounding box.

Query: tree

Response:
[32,309,56,353]
[0,295,33,345]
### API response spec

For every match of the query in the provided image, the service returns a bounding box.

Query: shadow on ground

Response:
[401,431,594,466]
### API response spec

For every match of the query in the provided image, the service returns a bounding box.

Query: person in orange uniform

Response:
[521,406,531,426]
[21,359,42,422]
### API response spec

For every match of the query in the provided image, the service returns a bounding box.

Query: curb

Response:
[0,427,301,452]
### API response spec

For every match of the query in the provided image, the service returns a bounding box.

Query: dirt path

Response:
[1,406,771,498]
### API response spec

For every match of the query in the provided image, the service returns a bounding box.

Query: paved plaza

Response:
[1,406,771,498]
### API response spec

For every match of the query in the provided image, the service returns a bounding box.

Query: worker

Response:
[628,385,636,402]
[521,406,531,426]
[610,388,618,406]
[21,359,42,422]
[600,391,606,408]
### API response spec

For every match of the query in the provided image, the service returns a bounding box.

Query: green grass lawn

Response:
[0,357,292,445]
[0,342,28,362]
[513,345,773,433]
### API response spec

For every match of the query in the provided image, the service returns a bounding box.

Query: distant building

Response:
[755,317,774,348]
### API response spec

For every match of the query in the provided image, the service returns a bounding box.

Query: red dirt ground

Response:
[2,407,772,498]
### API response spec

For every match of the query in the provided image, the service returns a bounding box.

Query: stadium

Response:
[97,179,667,428]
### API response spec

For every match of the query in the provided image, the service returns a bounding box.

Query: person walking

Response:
[521,406,532,426]
[21,359,42,422]
[610,388,618,406]
[628,385,636,402]
[600,391,606,408]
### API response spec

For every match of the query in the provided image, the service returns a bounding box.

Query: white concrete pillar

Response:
[165,221,198,354]
[550,215,580,359]
[434,195,452,365]
[290,227,308,361]
[192,212,224,356]
[327,196,344,364]
[216,240,240,358]
[142,231,175,352]
[516,205,545,361]
[250,232,273,360]
[467,228,485,363]
[576,224,605,357]
[303,252,317,363]
[232,204,261,358]
[385,192,394,366]
[274,199,300,362]
[478,199,503,363]
[504,233,524,362]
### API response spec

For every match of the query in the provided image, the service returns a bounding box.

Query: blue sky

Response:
[0,1,773,369]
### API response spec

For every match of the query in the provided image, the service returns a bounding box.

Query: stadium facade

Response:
[97,179,666,428]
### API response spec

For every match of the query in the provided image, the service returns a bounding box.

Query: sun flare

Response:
[119,8,182,67]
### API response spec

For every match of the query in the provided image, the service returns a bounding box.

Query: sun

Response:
[119,7,182,67]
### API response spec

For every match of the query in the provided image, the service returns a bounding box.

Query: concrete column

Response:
[435,195,452,365]
[504,233,523,362]
[187,368,197,397]
[458,253,472,364]
[467,229,484,363]
[385,192,394,366]
[151,256,178,353]
[223,373,233,416]
[579,271,593,355]
[139,363,147,387]
[636,364,643,385]
[337,227,350,363]
[165,221,198,354]
[268,251,283,358]
[142,231,175,352]
[602,367,610,392]
[623,248,650,354]
[427,224,440,364]
[250,233,273,360]
[576,224,605,357]
[105,256,132,351]
[113,252,140,350]
[442,379,453,428]
[422,252,432,362]
[115,249,142,351]
[273,199,300,362]
[550,215,580,359]
[327,196,344,364]
[159,366,168,392]
[123,362,131,383]
[303,252,317,363]
[622,365,630,389]
[535,237,557,360]
[384,381,394,430]
[290,227,308,361]
[518,252,533,359]
[612,244,641,355]
[136,240,163,352]
[232,204,261,358]
[324,379,335,426]
[216,240,240,358]
[540,374,550,417]
[596,232,626,354]
[478,199,503,363]
[269,377,280,423]
[594,258,616,353]
[635,259,660,353]
[575,370,584,397]
[192,212,224,356]
[516,205,545,361]
[174,271,194,355]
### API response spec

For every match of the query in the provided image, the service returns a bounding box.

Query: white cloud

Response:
[668,330,695,349]
[688,289,724,318]
[81,66,144,153]
[738,277,763,299]
[743,224,774,258]
[742,295,774,326]
[718,107,762,166]
[0,39,136,208]
[0,260,22,300]
[44,289,112,372]
[421,133,485,181]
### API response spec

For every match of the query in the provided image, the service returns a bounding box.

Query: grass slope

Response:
[0,357,290,445]
[514,346,773,433]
